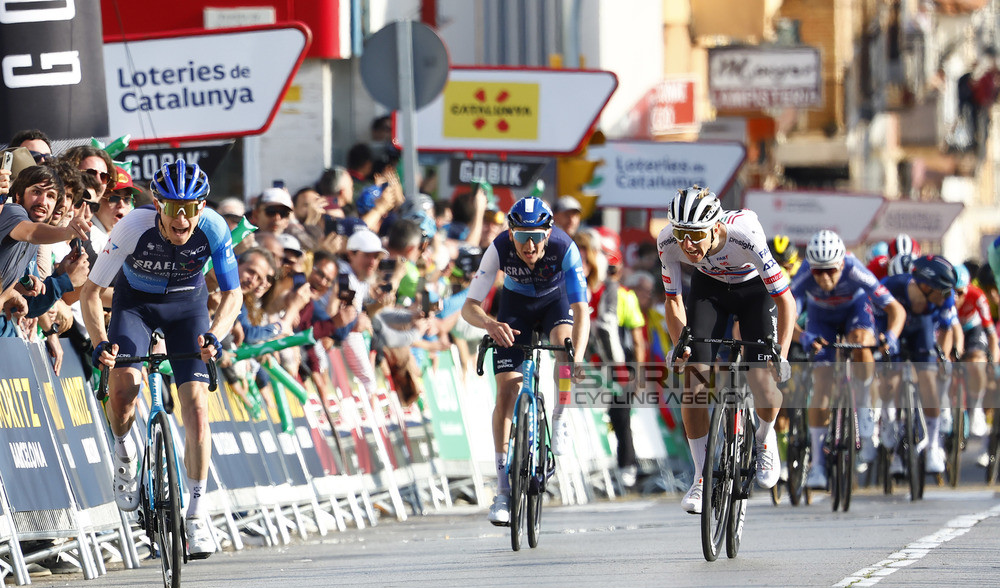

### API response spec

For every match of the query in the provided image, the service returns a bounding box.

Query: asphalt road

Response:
[34,479,1000,588]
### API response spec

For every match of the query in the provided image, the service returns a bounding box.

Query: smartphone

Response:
[337,273,355,304]
[272,179,286,189]
[70,237,85,258]
[1,151,12,172]
[378,282,393,293]
[378,258,397,273]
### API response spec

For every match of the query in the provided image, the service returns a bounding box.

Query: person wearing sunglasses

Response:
[461,196,590,526]
[79,159,242,560]
[252,187,294,234]
[791,230,905,490]
[874,254,960,477]
[657,185,796,514]
[91,167,138,249]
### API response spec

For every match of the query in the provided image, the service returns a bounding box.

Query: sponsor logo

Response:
[194,372,208,378]
[147,243,155,250]
[496,358,515,369]
[764,272,783,285]
[663,275,672,284]
[728,237,755,251]
[181,244,207,257]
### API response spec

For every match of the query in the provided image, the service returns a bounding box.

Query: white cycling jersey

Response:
[656,209,789,297]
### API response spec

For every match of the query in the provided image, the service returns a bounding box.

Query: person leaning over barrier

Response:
[80,160,242,559]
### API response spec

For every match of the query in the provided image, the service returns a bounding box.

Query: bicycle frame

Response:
[507,355,542,488]
[143,368,187,515]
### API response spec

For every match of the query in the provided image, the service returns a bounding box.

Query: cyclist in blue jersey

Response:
[875,254,959,476]
[791,230,905,490]
[80,160,242,559]
[461,197,589,526]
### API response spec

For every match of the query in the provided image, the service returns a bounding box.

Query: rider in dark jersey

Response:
[462,196,589,526]
[80,160,242,560]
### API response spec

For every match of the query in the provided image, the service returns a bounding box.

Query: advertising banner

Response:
[708,46,822,110]
[617,77,698,139]
[447,156,546,189]
[420,352,472,462]
[399,67,617,155]
[742,189,885,246]
[0,3,108,140]
[865,200,965,242]
[104,24,311,144]
[0,340,74,512]
[590,141,746,208]
[31,342,114,510]
[120,141,235,182]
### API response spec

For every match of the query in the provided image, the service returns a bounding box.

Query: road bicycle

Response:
[674,326,780,562]
[943,350,967,488]
[876,349,927,501]
[98,332,218,588]
[770,356,812,507]
[819,342,879,513]
[476,333,574,552]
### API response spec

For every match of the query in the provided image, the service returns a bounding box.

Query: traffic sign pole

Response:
[396,20,419,203]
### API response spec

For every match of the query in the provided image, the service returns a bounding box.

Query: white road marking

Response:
[832,502,1000,587]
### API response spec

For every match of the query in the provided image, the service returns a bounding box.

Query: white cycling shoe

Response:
[681,478,703,514]
[185,516,216,559]
[925,447,946,474]
[755,429,781,489]
[971,408,988,438]
[112,453,140,512]
[551,418,571,456]
[488,494,510,526]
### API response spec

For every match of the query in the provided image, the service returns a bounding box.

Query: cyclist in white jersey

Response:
[657,186,795,514]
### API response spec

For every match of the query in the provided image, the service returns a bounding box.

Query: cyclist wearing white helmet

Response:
[657,185,796,514]
[81,160,242,559]
[792,230,905,489]
[462,196,589,526]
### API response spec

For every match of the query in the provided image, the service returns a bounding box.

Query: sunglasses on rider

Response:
[672,226,712,244]
[83,168,111,184]
[512,230,548,245]
[810,266,839,276]
[160,199,204,218]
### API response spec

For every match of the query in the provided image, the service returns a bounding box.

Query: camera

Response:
[378,258,398,273]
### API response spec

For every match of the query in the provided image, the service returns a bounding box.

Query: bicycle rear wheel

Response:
[526,408,545,549]
[152,412,183,588]
[509,400,530,552]
[726,405,752,559]
[830,409,843,512]
[701,404,731,562]
[987,417,1000,485]
[904,405,921,501]
[946,391,964,488]
[840,408,856,512]
[786,408,809,507]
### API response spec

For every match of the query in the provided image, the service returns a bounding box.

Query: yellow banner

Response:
[443,81,539,140]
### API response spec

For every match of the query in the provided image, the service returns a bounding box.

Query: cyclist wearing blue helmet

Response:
[80,159,242,559]
[874,254,959,476]
[462,196,589,526]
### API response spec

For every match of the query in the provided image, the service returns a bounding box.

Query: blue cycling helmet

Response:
[955,263,971,290]
[356,183,386,215]
[867,241,889,263]
[911,255,957,291]
[507,197,553,229]
[150,159,210,201]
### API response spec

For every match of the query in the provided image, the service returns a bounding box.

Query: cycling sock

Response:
[926,417,940,450]
[755,417,775,445]
[114,434,136,461]
[495,452,510,494]
[882,406,897,424]
[688,434,708,479]
[810,427,827,467]
[186,477,208,518]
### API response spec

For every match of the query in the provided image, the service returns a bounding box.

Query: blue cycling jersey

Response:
[90,206,240,294]
[467,227,587,304]
[791,254,896,314]
[875,273,957,330]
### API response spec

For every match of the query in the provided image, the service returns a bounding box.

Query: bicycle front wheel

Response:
[509,399,530,552]
[152,412,184,588]
[947,395,964,488]
[726,405,752,559]
[526,408,545,549]
[987,417,1000,485]
[786,408,809,506]
[840,408,856,512]
[701,404,731,562]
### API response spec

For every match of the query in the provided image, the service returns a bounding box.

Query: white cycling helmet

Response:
[667,185,723,229]
[887,253,914,277]
[805,230,846,269]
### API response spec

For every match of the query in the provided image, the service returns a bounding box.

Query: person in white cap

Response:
[553,195,583,237]
[252,187,294,234]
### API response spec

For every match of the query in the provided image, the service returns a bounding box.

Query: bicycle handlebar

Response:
[96,350,219,402]
[475,335,575,376]
[675,325,782,379]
